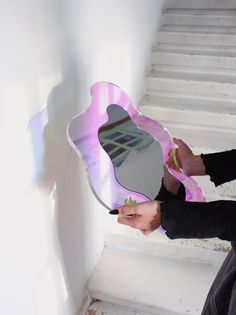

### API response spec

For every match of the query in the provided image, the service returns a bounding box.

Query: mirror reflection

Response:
[98,105,164,200]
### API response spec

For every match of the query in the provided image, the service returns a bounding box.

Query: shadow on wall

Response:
[28,55,91,312]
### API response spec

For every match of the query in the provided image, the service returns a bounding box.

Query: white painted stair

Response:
[87,1,236,314]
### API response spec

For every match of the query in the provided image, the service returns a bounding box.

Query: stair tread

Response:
[147,69,236,84]
[88,247,220,315]
[155,44,236,57]
[161,25,236,34]
[152,51,236,62]
[88,301,158,315]
[138,104,236,151]
[157,31,236,47]
[158,30,236,37]
[164,0,236,10]
[140,94,236,114]
[165,9,236,16]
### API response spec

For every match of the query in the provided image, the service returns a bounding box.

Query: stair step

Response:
[146,72,236,102]
[162,25,236,34]
[138,103,236,151]
[149,69,236,83]
[165,0,236,10]
[88,247,221,315]
[157,31,236,47]
[153,65,236,77]
[162,13,236,27]
[140,94,236,115]
[139,102,236,130]
[165,9,236,16]
[155,43,236,57]
[88,301,155,315]
[152,52,236,74]
[152,52,236,69]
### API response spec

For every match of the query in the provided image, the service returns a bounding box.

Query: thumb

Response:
[174,138,191,152]
[174,138,186,148]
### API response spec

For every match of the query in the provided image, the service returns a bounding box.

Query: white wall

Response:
[0,0,165,314]
[66,0,165,107]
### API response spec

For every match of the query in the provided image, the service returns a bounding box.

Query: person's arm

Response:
[161,199,236,241]
[117,199,236,240]
[202,150,236,186]
[170,139,236,186]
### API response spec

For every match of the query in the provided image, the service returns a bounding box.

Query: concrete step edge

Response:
[88,301,158,315]
[161,25,236,35]
[138,104,236,130]
[147,69,236,84]
[140,94,236,114]
[152,52,236,70]
[162,13,236,27]
[152,64,236,76]
[146,77,236,99]
[157,31,236,46]
[154,44,236,57]
[144,87,236,104]
[164,0,236,10]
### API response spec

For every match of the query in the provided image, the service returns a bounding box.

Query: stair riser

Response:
[146,77,236,99]
[152,52,236,71]
[153,65,236,76]
[166,9,236,16]
[155,43,236,57]
[162,14,236,27]
[162,25,236,34]
[165,0,236,10]
[157,32,236,47]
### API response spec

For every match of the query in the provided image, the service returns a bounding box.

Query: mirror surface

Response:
[98,105,164,200]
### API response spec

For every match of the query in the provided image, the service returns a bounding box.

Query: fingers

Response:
[167,148,182,171]
[174,138,192,155]
[117,201,160,235]
[118,205,137,217]
[173,138,183,146]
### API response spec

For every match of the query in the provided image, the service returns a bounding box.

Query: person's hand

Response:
[163,165,181,195]
[117,200,161,235]
[167,138,206,176]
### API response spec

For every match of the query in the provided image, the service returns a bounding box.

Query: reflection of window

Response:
[105,131,122,140]
[110,148,126,159]
[103,143,117,153]
[99,120,154,167]
[115,135,136,144]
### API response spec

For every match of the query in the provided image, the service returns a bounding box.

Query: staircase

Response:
[87,1,236,314]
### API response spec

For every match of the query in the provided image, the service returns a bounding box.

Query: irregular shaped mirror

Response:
[98,104,164,200]
[67,82,205,210]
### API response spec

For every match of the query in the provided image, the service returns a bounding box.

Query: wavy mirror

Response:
[67,82,205,210]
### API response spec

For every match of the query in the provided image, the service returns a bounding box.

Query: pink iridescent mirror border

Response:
[67,82,205,210]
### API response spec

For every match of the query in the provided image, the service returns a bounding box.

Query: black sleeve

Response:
[161,200,236,241]
[202,149,236,186]
[154,179,186,201]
